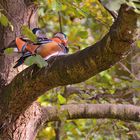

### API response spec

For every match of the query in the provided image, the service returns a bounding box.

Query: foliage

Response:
[24,55,47,68]
[0,11,13,30]
[4,48,14,54]
[1,0,140,139]
[21,25,38,43]
[35,0,140,140]
[0,12,9,26]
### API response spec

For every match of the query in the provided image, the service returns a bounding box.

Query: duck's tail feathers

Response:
[13,52,32,68]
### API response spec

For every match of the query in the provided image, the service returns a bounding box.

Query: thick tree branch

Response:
[4,103,140,139]
[42,103,140,122]
[0,4,140,121]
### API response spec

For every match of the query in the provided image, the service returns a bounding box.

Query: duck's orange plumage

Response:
[36,41,64,58]
[16,37,38,54]
[13,32,68,68]
[15,38,26,52]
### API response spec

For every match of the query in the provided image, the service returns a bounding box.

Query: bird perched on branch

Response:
[13,32,69,68]
[0,28,49,53]
[0,27,68,68]
[10,28,50,53]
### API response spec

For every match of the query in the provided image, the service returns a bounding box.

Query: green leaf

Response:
[50,0,61,11]
[24,56,35,66]
[21,25,37,43]
[100,71,112,80]
[57,94,66,104]
[24,55,47,68]
[117,121,129,131]
[0,12,9,27]
[4,48,14,54]
[77,31,88,39]
[136,40,140,48]
[35,55,48,68]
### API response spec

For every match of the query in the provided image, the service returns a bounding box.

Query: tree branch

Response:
[0,4,140,121]
[42,103,140,122]
[98,0,118,19]
[4,103,140,139]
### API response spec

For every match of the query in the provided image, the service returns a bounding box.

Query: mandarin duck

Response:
[0,28,49,53]
[13,32,68,68]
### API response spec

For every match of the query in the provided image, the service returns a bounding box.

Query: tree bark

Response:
[39,103,140,122]
[0,1,139,140]
[3,102,140,140]
[0,0,37,139]
[1,4,140,120]
[0,0,37,87]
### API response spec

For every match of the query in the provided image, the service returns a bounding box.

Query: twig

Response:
[98,0,118,20]
[119,62,140,80]
[60,1,110,29]
[55,121,61,140]
[58,11,63,32]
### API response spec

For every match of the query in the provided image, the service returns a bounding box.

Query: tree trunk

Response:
[0,0,37,139]
[1,102,42,140]
[0,1,139,140]
[0,0,37,86]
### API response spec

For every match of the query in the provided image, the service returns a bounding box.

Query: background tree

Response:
[0,0,140,140]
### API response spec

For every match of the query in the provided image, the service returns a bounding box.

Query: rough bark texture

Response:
[0,1,139,140]
[0,0,38,139]
[5,102,140,140]
[1,4,140,119]
[0,0,37,87]
[40,103,140,122]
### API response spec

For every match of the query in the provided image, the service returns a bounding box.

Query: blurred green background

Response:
[35,0,140,139]
[1,0,140,139]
